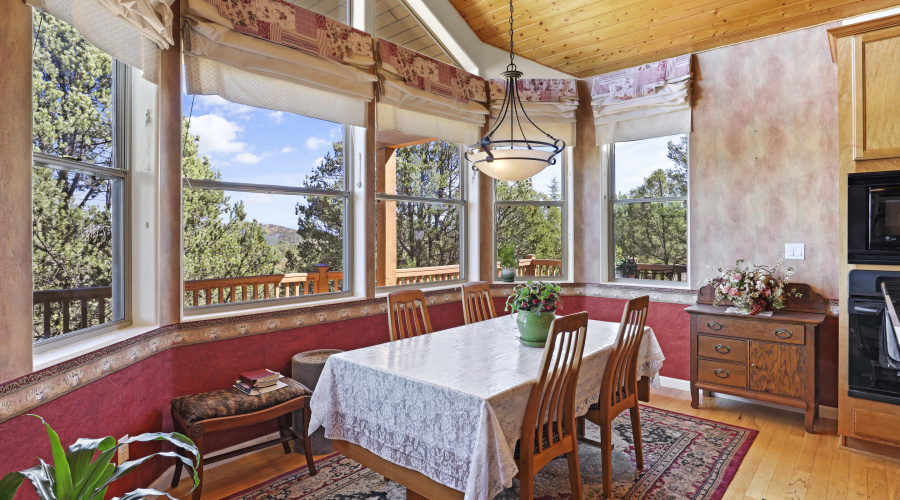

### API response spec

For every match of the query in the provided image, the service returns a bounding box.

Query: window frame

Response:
[493,152,569,282]
[181,125,355,314]
[375,143,469,291]
[606,136,689,286]
[32,60,133,353]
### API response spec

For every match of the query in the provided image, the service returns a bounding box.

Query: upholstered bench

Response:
[170,377,317,500]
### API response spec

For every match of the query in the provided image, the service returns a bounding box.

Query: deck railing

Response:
[32,286,112,340]
[33,256,564,338]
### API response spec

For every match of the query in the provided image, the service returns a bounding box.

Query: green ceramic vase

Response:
[500,268,517,283]
[515,310,555,347]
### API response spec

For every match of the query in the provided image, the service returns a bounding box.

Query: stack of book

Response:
[234,368,286,396]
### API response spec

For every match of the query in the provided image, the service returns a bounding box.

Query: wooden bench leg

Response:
[277,414,292,454]
[190,424,205,500]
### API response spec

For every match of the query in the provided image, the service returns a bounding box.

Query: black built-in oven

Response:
[847,270,900,405]
[849,171,900,265]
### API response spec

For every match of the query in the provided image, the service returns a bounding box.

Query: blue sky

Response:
[614,134,685,194]
[181,93,343,227]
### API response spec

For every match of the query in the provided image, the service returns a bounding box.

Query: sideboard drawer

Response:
[698,335,747,363]
[697,315,805,345]
[697,359,747,389]
[853,409,900,444]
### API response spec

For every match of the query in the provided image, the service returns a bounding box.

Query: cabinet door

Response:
[749,342,805,399]
[853,25,900,160]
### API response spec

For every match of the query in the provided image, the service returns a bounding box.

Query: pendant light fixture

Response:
[465,0,564,182]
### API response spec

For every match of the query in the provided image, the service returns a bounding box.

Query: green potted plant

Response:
[498,242,518,283]
[0,415,200,500]
[615,256,638,278]
[505,281,562,347]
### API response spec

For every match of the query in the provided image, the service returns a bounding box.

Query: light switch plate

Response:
[117,435,129,464]
[785,243,805,260]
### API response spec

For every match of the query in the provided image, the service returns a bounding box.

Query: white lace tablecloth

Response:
[308,316,665,500]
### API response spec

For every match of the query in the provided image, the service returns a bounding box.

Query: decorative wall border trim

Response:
[0,283,836,424]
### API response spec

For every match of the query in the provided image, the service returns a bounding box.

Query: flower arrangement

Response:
[505,281,562,315]
[705,259,801,315]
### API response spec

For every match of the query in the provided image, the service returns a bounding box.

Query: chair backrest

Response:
[461,281,496,324]
[387,289,433,341]
[520,312,588,458]
[600,295,649,409]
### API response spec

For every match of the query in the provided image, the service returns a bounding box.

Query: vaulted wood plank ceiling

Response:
[448,0,900,77]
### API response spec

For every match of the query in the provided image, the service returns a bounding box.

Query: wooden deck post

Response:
[314,264,330,294]
[0,0,35,381]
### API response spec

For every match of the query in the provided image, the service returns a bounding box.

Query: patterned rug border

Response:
[221,406,759,500]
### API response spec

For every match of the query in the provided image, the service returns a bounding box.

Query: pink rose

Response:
[732,273,743,281]
[728,288,740,297]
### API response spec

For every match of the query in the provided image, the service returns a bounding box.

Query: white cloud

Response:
[328,127,341,139]
[305,137,329,150]
[194,95,255,116]
[269,111,284,123]
[232,152,268,165]
[312,157,324,168]
[188,114,246,155]
[280,146,296,154]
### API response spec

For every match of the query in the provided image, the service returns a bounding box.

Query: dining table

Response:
[308,315,665,500]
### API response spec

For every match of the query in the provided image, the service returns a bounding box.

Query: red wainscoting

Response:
[0,296,836,499]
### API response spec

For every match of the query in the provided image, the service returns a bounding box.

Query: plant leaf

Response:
[0,472,27,500]
[30,415,73,500]
[109,488,182,500]
[90,451,197,500]
[83,463,114,500]
[68,437,116,497]
[13,464,58,500]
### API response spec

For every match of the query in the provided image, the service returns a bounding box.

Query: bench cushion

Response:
[172,377,311,426]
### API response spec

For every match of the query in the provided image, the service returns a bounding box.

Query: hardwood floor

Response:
[166,387,900,500]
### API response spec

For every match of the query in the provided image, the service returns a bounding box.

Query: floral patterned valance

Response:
[591,54,691,100]
[376,39,486,104]
[489,79,578,104]
[200,0,373,65]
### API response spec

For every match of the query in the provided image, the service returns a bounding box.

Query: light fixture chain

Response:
[508,0,515,71]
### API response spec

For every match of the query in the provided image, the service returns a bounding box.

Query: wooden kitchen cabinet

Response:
[686,284,826,433]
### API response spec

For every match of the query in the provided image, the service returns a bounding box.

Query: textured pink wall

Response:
[689,24,840,299]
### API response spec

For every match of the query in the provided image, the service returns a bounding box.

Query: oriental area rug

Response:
[225,406,756,500]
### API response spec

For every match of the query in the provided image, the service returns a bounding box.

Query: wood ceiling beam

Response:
[563,0,900,77]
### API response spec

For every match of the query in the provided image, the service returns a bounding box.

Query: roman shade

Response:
[488,79,579,147]
[27,0,175,83]
[376,39,489,146]
[182,0,377,127]
[591,55,693,144]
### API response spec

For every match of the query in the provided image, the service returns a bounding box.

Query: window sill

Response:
[33,322,158,371]
[605,279,692,290]
[375,280,467,297]
[182,293,364,322]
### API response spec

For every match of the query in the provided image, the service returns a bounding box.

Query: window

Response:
[610,134,688,283]
[181,96,350,309]
[495,157,567,280]
[376,140,466,287]
[31,10,128,345]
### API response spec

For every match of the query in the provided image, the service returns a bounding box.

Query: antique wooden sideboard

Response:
[685,284,826,433]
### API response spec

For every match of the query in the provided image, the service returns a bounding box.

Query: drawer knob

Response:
[714,344,731,354]
[713,368,730,378]
[751,363,756,369]
[707,321,724,331]
[774,328,793,339]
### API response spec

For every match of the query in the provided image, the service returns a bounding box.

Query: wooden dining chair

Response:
[582,295,649,499]
[386,289,433,341]
[515,311,588,500]
[461,281,496,324]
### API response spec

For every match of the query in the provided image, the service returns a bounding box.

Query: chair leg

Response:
[190,429,204,500]
[601,419,613,499]
[630,405,644,470]
[566,449,583,500]
[518,467,534,500]
[277,414,292,454]
[302,407,317,476]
